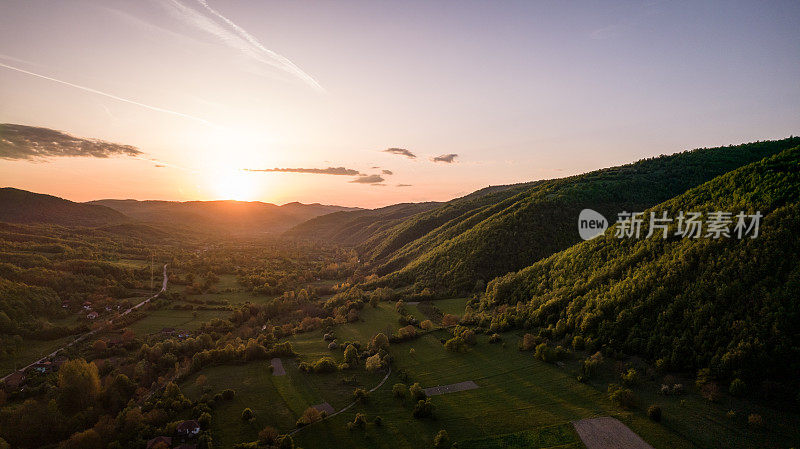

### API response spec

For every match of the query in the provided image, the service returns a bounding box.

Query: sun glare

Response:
[214,170,257,201]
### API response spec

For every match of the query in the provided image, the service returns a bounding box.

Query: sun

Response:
[214,170,257,201]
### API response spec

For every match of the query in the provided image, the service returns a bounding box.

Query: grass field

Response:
[128,309,227,335]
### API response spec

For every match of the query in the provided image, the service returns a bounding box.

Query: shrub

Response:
[347,413,367,430]
[353,388,368,403]
[700,382,721,402]
[621,368,640,386]
[647,405,662,422]
[343,344,358,365]
[296,407,322,427]
[520,333,538,351]
[312,357,338,373]
[608,384,636,409]
[392,383,408,399]
[369,333,390,352]
[409,348,416,356]
[241,407,254,421]
[409,382,427,401]
[441,314,459,326]
[444,336,468,353]
[729,378,746,397]
[433,429,451,448]
[488,333,501,344]
[365,353,383,372]
[258,426,278,444]
[412,398,434,418]
[581,352,603,378]
[572,335,585,350]
[373,416,382,426]
[420,320,435,331]
[747,413,763,427]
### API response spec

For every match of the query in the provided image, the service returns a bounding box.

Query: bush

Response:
[647,405,662,422]
[241,407,254,421]
[621,368,640,386]
[700,382,721,402]
[409,348,416,356]
[353,388,368,403]
[409,382,427,401]
[747,413,763,427]
[581,352,603,378]
[444,336,468,353]
[347,413,367,430]
[393,383,408,399]
[258,426,279,444]
[729,378,746,397]
[365,353,383,372]
[296,407,323,427]
[221,388,236,400]
[608,384,636,409]
[373,416,383,426]
[572,335,585,350]
[412,398,434,418]
[488,333,501,344]
[420,320,435,331]
[434,429,451,448]
[520,333,538,351]
[312,357,338,373]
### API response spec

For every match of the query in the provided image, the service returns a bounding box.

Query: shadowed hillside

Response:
[0,188,128,227]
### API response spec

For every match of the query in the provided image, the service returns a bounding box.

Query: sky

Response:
[1,0,798,208]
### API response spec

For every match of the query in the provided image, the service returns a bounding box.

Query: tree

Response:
[92,339,107,352]
[434,429,451,448]
[369,333,390,352]
[198,412,212,429]
[297,407,323,426]
[393,383,408,399]
[365,353,383,372]
[59,429,102,449]
[57,358,101,412]
[241,407,254,421]
[353,388,369,403]
[647,405,662,422]
[276,435,294,449]
[259,426,279,445]
[409,382,426,401]
[347,413,367,430]
[413,398,434,418]
[729,378,746,397]
[343,344,358,365]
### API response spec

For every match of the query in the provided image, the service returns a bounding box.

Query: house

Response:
[3,371,25,391]
[176,330,192,339]
[32,361,54,374]
[87,311,99,320]
[146,436,172,449]
[176,420,201,436]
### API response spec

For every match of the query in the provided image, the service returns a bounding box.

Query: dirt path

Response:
[271,358,286,376]
[572,417,654,449]
[424,380,479,396]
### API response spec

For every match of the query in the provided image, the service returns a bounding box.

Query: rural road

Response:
[1,264,168,382]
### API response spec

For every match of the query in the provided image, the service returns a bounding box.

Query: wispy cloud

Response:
[350,174,384,184]
[397,184,413,187]
[163,0,323,92]
[432,153,458,163]
[0,61,214,126]
[0,124,142,160]
[382,169,393,175]
[383,147,416,159]
[245,166,360,176]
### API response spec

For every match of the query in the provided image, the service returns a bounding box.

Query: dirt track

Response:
[271,358,286,375]
[572,417,654,449]
[424,380,479,396]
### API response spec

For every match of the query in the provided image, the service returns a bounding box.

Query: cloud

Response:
[162,0,323,91]
[0,124,142,160]
[432,153,458,163]
[381,169,393,175]
[350,175,384,184]
[0,61,214,126]
[396,184,413,187]
[245,166,360,176]
[383,147,416,159]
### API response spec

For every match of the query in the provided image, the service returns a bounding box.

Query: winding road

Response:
[1,264,168,382]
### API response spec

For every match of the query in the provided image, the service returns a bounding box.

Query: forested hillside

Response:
[480,146,800,390]
[0,188,128,227]
[283,201,443,245]
[368,137,800,295]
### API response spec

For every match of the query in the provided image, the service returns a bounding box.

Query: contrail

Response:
[164,0,323,92]
[194,0,324,92]
[0,61,215,126]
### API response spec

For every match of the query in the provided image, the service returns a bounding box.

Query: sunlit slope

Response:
[370,137,800,294]
[483,146,800,386]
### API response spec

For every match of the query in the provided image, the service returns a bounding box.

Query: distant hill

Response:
[284,202,444,245]
[89,199,360,235]
[363,137,800,294]
[481,145,800,387]
[0,187,128,227]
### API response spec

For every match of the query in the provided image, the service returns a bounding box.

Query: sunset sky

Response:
[1,0,798,208]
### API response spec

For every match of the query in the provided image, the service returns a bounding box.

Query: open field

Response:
[128,309,228,335]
